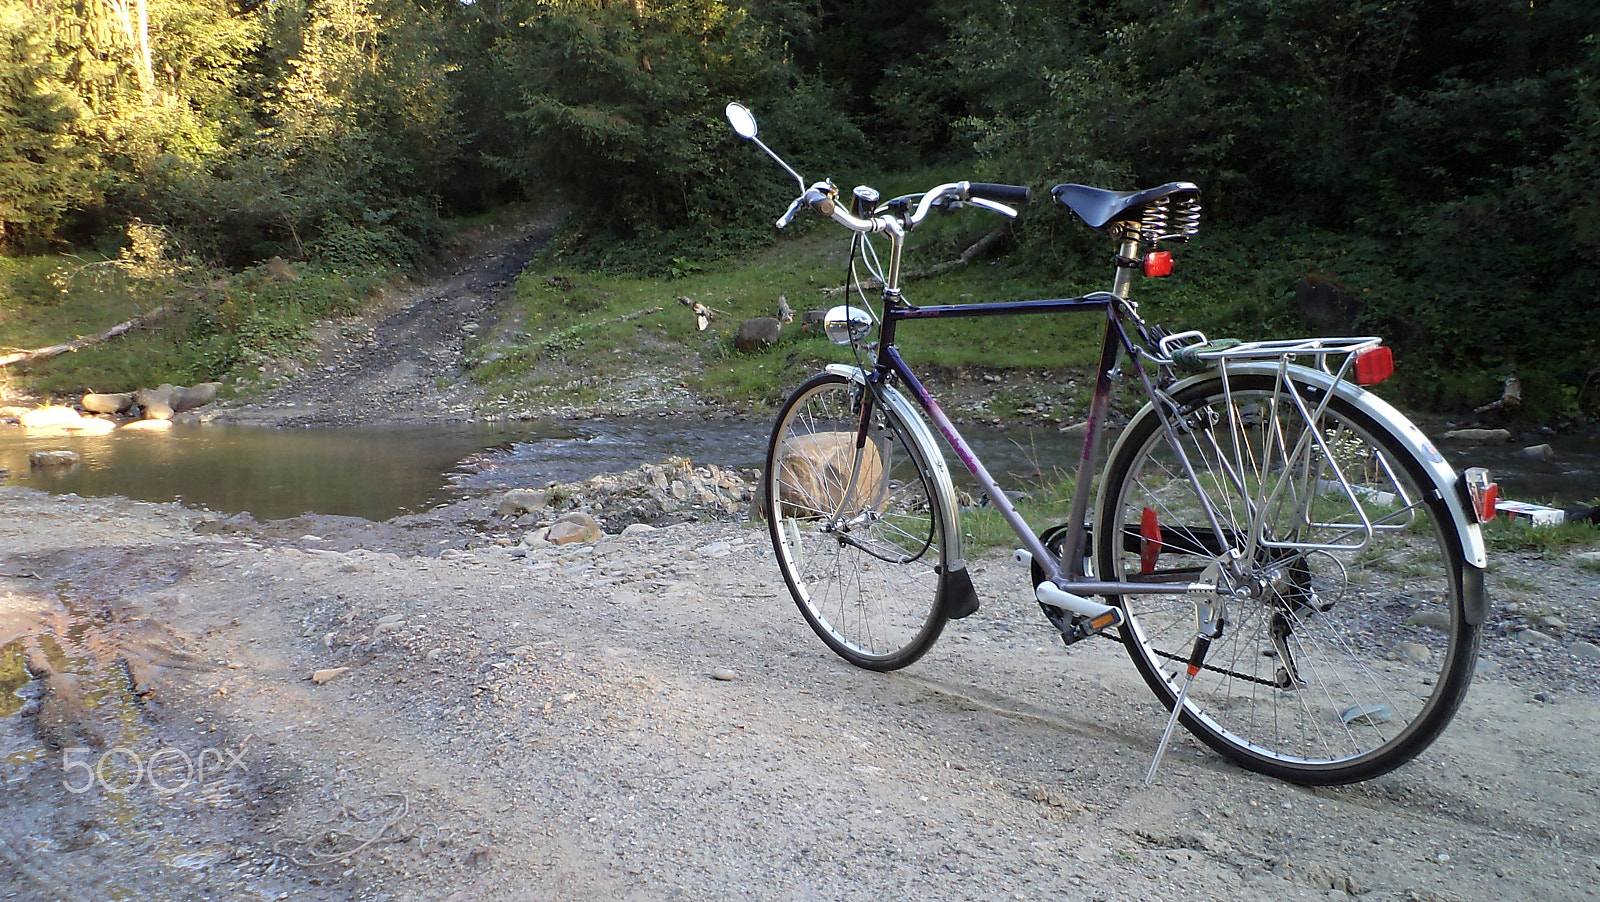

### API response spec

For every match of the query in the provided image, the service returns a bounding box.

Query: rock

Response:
[800,309,827,333]
[67,416,114,433]
[1531,613,1566,632]
[734,317,783,353]
[266,255,299,281]
[620,523,657,537]
[1440,428,1511,443]
[547,512,603,545]
[19,406,83,429]
[310,667,350,684]
[120,419,173,432]
[712,668,737,681]
[1407,611,1452,631]
[1518,443,1556,461]
[1517,628,1556,646]
[498,489,550,517]
[775,431,884,514]
[696,541,733,558]
[135,385,177,420]
[1577,551,1600,565]
[170,382,221,412]
[29,450,80,468]
[1395,641,1432,664]
[1569,641,1600,661]
[82,392,133,414]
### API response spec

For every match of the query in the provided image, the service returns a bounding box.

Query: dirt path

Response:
[2,225,1598,901]
[1,487,1598,901]
[209,214,560,428]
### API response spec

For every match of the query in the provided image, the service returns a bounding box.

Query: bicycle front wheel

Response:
[766,373,949,671]
[1097,371,1479,784]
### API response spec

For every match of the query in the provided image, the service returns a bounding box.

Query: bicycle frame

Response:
[850,285,1221,600]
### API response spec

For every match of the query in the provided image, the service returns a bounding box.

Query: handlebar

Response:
[968,183,1033,204]
[782,180,1030,233]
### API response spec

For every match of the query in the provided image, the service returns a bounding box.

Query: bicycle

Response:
[726,102,1494,786]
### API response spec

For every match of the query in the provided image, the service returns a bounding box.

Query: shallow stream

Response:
[1,416,1595,521]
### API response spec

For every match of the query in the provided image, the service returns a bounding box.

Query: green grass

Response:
[1,248,389,401]
[473,209,1110,412]
[958,470,1082,552]
[1483,516,1600,554]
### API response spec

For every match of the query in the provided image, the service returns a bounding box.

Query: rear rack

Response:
[1157,332,1384,379]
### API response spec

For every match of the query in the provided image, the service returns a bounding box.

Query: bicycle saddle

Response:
[1051,182,1201,229]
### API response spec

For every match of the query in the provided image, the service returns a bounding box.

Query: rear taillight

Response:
[1353,346,1394,386]
[1143,251,1173,277]
[1464,467,1498,523]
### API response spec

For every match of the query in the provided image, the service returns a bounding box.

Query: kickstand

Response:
[1145,634,1213,786]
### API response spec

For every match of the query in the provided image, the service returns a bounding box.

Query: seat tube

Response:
[1056,309,1127,578]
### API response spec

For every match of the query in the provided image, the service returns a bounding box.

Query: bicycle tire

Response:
[766,372,950,670]
[1096,369,1479,784]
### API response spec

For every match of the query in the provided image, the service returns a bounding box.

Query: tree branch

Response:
[0,306,168,368]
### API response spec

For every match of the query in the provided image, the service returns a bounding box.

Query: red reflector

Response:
[1140,507,1163,575]
[1143,251,1174,277]
[1353,346,1394,385]
[1464,467,1498,523]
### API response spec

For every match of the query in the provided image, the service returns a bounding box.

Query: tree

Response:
[0,0,99,250]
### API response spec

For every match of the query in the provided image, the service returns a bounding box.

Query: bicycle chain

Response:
[1149,646,1287,689]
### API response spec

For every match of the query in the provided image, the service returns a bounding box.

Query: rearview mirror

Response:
[726,102,758,139]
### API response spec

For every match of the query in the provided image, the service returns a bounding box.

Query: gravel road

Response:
[1,221,1597,901]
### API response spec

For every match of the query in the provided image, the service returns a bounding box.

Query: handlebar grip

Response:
[968,183,1031,204]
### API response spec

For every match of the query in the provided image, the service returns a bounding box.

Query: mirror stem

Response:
[749,135,806,192]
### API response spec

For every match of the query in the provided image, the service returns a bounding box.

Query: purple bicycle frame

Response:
[852,292,1138,590]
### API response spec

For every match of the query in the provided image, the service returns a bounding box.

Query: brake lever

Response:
[776,196,805,229]
[968,197,1019,219]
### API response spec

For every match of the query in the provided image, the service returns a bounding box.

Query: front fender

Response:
[824,364,967,575]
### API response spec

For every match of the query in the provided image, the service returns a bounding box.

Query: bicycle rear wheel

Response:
[1096,370,1479,784]
[766,372,949,671]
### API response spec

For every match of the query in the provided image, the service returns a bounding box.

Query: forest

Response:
[2,0,1597,419]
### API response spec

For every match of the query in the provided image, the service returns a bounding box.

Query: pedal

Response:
[1041,606,1123,647]
[1037,583,1124,647]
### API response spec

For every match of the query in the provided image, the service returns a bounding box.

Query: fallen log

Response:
[0,306,168,368]
[821,224,1012,298]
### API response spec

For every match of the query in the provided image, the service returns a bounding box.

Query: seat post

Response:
[1111,232,1144,302]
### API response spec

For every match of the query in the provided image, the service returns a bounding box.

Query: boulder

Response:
[19,406,83,429]
[82,392,133,414]
[170,382,221,412]
[1518,443,1556,461]
[775,432,884,516]
[134,385,178,420]
[734,317,782,353]
[1440,428,1512,443]
[547,512,603,545]
[120,419,173,432]
[497,489,551,517]
[30,450,81,468]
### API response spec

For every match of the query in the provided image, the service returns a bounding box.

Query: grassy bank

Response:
[1,230,393,404]
[469,196,1133,416]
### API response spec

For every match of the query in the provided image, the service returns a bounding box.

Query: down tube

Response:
[882,348,1059,574]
